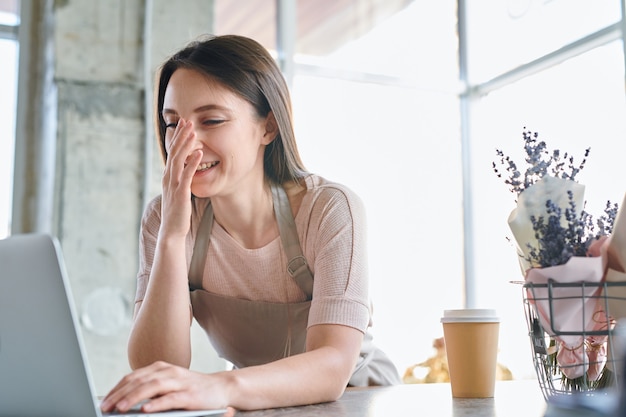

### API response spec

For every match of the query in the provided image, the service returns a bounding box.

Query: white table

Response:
[230,379,548,416]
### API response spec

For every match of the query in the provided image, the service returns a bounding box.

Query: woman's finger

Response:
[100,362,172,412]
[102,363,185,413]
[159,119,202,236]
[163,120,203,199]
[167,120,197,170]
[164,121,194,180]
[166,119,192,156]
[182,149,203,187]
[137,368,231,413]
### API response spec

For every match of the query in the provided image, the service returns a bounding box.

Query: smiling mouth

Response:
[196,161,219,172]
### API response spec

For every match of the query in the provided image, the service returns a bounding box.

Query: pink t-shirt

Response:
[135,174,371,333]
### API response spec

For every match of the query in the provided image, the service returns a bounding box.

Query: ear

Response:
[261,111,278,145]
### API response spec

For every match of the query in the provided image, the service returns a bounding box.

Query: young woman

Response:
[101,34,399,414]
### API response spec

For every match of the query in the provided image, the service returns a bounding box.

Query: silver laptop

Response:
[0,233,225,417]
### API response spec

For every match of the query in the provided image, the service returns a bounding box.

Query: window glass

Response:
[465,0,621,83]
[0,5,18,238]
[213,0,276,51]
[0,39,17,239]
[214,0,443,80]
[295,0,458,84]
[469,41,626,378]
[292,0,462,379]
[0,0,19,24]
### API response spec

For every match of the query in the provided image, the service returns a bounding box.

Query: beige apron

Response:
[188,185,400,386]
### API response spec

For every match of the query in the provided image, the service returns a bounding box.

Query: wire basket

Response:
[522,280,626,400]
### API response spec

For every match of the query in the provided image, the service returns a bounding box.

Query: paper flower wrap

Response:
[511,178,626,380]
[508,176,586,273]
[525,256,608,379]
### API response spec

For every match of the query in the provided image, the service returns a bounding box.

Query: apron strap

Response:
[188,185,314,299]
[188,201,214,291]
[271,184,314,300]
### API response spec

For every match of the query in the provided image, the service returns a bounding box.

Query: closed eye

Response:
[165,122,178,129]
[203,119,226,126]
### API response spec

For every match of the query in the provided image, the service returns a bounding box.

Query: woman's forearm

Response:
[224,325,363,410]
[128,235,193,369]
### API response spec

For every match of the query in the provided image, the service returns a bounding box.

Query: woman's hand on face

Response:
[99,361,235,415]
[160,119,203,238]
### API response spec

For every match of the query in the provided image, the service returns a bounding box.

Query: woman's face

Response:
[162,68,275,198]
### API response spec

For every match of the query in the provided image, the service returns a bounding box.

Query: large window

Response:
[290,0,463,380]
[466,1,626,378]
[465,0,621,83]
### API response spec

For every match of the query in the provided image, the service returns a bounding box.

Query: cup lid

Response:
[440,309,499,323]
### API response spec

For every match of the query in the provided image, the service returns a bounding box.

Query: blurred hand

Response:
[588,235,610,258]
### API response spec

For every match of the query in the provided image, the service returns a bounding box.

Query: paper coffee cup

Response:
[441,309,500,398]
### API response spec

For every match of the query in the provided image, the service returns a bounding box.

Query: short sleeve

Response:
[135,195,162,303]
[302,178,371,333]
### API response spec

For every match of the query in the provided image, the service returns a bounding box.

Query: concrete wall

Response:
[20,0,225,395]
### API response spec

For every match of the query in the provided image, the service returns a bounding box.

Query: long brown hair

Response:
[155,34,308,184]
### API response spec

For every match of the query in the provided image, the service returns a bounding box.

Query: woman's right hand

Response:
[127,119,200,369]
[160,118,203,238]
